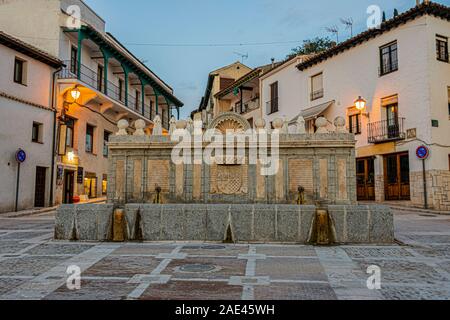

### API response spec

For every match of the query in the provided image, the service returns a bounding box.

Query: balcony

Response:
[368,118,406,144]
[235,97,260,115]
[58,61,155,121]
[266,98,279,115]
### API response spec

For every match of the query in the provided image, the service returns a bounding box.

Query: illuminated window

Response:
[84,174,97,199]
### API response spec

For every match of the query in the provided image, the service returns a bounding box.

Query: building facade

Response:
[0,0,183,205]
[261,2,450,211]
[194,61,252,126]
[214,63,281,128]
[0,32,63,213]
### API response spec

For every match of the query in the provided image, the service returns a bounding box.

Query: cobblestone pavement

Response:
[0,210,449,300]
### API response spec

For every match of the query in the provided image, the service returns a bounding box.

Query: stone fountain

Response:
[55,113,394,244]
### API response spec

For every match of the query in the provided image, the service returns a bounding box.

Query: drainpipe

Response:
[50,65,63,207]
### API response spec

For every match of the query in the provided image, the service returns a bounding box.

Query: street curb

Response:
[0,198,107,218]
[389,205,450,216]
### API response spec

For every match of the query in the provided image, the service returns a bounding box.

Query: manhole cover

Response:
[201,245,226,250]
[179,264,217,273]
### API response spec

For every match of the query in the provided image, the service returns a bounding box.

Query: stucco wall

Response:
[0,45,54,107]
[0,97,54,212]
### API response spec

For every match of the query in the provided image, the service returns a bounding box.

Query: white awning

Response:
[290,100,335,124]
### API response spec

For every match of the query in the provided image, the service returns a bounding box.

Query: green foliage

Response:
[287,37,336,58]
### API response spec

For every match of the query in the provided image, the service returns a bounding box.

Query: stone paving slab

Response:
[256,258,327,282]
[139,281,243,300]
[84,256,161,278]
[44,280,137,300]
[254,283,337,300]
[0,209,449,300]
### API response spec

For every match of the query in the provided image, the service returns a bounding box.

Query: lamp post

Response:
[355,96,369,118]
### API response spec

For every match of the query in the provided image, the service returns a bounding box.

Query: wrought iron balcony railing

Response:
[368,118,406,144]
[58,61,155,122]
[235,97,260,115]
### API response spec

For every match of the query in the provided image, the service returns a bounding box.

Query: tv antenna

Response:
[233,52,249,63]
[326,25,339,43]
[340,17,354,38]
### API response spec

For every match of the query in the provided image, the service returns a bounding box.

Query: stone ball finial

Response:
[169,116,177,136]
[152,115,163,136]
[334,116,348,133]
[133,119,146,136]
[255,118,266,131]
[315,117,329,134]
[272,118,284,131]
[296,116,306,134]
[116,119,129,136]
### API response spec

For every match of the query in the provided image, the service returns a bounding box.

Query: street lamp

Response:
[354,96,367,111]
[70,86,81,102]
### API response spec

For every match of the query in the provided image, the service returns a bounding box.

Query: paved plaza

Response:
[0,209,449,300]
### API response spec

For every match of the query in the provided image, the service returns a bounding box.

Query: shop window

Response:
[84,173,97,199]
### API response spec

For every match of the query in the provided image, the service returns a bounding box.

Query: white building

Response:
[0,32,63,213]
[261,1,450,211]
[0,0,183,205]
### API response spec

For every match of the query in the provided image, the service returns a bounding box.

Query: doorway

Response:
[63,170,75,204]
[34,167,47,207]
[356,158,375,201]
[384,152,411,200]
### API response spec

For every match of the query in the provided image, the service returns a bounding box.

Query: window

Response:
[70,46,78,74]
[220,78,235,91]
[14,58,26,85]
[102,174,108,195]
[436,35,449,62]
[84,173,97,199]
[65,118,75,148]
[380,41,398,76]
[85,124,95,154]
[267,82,279,114]
[97,65,103,92]
[311,73,324,100]
[118,79,124,102]
[447,87,450,117]
[135,90,140,110]
[103,131,111,157]
[32,122,43,143]
[348,114,361,135]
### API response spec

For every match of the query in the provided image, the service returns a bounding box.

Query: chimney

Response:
[271,58,275,68]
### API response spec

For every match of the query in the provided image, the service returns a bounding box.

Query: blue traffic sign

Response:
[16,149,26,163]
[416,145,429,160]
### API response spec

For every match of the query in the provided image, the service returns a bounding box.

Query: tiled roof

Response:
[0,31,63,68]
[297,1,450,71]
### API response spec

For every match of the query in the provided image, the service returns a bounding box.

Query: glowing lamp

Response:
[67,151,75,162]
[355,96,367,111]
[70,86,81,101]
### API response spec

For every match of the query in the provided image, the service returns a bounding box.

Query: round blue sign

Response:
[416,145,429,160]
[16,149,26,163]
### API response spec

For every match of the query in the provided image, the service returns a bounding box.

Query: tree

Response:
[287,37,336,58]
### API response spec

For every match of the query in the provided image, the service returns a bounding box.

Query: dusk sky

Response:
[84,0,450,117]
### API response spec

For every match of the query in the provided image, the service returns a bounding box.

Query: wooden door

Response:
[34,167,46,207]
[384,152,410,200]
[64,170,75,204]
[356,158,375,201]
